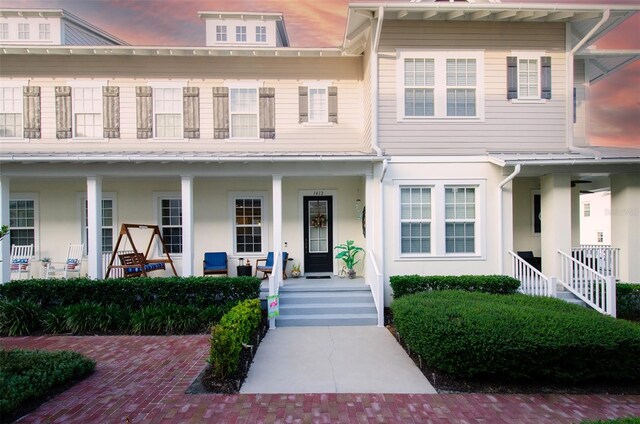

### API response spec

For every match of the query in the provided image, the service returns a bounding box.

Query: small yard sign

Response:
[267,294,280,318]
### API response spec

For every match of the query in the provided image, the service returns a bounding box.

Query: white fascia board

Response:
[197,11,284,21]
[348,3,640,13]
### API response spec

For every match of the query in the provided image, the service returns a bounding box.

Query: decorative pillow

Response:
[10,258,29,270]
[66,259,79,270]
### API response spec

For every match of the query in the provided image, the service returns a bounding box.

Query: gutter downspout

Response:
[567,10,610,159]
[498,164,521,275]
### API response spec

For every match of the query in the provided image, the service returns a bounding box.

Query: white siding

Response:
[0,55,364,153]
[378,20,568,155]
[362,36,373,149]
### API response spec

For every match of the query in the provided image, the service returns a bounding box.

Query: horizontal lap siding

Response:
[362,42,373,149]
[1,56,364,153]
[378,20,567,155]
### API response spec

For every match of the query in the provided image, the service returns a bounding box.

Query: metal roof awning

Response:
[488,148,640,168]
[576,50,640,84]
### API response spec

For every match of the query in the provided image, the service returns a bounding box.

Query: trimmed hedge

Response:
[582,419,640,424]
[390,274,520,298]
[618,283,640,322]
[209,298,262,380]
[0,276,261,309]
[392,291,640,383]
[0,349,95,420]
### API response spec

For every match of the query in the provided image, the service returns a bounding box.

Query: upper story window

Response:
[584,203,591,217]
[39,23,51,40]
[309,87,328,123]
[0,86,23,138]
[18,23,29,40]
[256,26,266,43]
[153,88,182,138]
[73,87,102,138]
[299,84,338,124]
[229,87,258,139]
[0,23,8,40]
[236,26,246,42]
[397,50,484,121]
[216,25,227,42]
[507,52,551,101]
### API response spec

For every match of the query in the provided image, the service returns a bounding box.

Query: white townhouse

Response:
[1,2,638,325]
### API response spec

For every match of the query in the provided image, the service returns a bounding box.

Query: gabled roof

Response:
[344,2,639,54]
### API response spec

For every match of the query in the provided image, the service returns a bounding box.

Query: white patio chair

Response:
[46,244,84,279]
[10,244,34,280]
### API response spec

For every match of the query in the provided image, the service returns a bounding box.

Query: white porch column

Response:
[611,174,640,283]
[181,175,194,277]
[0,177,10,283]
[571,185,581,247]
[540,174,572,278]
[272,175,283,283]
[87,176,103,279]
[365,173,375,283]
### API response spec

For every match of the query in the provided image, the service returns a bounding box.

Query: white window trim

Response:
[0,80,27,141]
[255,25,267,43]
[236,25,247,42]
[228,191,270,257]
[305,80,331,125]
[394,179,486,260]
[396,49,485,122]
[77,192,117,255]
[399,186,434,255]
[18,23,30,40]
[510,50,547,104]
[71,86,103,141]
[148,81,187,141]
[0,23,9,40]
[226,83,261,141]
[153,192,183,257]
[9,193,39,257]
[39,23,51,40]
[216,25,227,42]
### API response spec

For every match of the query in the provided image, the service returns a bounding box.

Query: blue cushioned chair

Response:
[255,251,288,280]
[203,252,228,276]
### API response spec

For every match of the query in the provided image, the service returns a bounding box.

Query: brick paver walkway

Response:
[1,335,639,423]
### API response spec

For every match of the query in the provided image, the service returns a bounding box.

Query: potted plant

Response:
[334,240,364,279]
[291,262,301,278]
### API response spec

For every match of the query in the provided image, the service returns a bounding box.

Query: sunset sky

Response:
[3,0,639,148]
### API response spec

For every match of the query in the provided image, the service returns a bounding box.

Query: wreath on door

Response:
[311,213,327,228]
[362,207,366,238]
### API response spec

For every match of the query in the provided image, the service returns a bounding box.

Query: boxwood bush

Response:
[392,291,640,383]
[0,276,260,309]
[618,283,640,322]
[0,349,95,421]
[390,274,520,298]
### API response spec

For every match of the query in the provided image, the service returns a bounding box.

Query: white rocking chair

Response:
[10,244,34,280]
[46,244,84,279]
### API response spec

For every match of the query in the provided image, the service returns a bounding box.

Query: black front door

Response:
[303,196,333,273]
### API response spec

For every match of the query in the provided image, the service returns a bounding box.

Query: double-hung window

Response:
[397,181,482,258]
[518,58,539,99]
[18,23,29,40]
[0,23,8,40]
[236,26,246,42]
[508,52,551,101]
[308,87,328,123]
[153,87,182,138]
[73,87,102,138]
[9,197,37,249]
[81,196,115,254]
[159,197,182,254]
[233,196,264,254]
[216,25,227,42]
[39,23,50,40]
[0,86,23,138]
[229,87,258,138]
[398,50,484,120]
[255,26,266,43]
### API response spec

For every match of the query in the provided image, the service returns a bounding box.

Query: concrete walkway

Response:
[2,335,640,423]
[241,326,436,394]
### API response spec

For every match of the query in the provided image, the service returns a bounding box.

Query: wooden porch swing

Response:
[105,224,178,278]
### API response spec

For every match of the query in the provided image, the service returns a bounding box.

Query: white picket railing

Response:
[558,250,616,317]
[366,252,384,327]
[102,250,133,279]
[571,245,619,280]
[509,251,555,297]
[268,250,283,329]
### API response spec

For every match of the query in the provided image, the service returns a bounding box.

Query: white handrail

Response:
[558,250,616,317]
[366,252,384,327]
[571,245,619,280]
[268,250,283,329]
[508,251,555,297]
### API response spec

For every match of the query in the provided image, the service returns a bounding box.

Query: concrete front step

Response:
[275,314,379,327]
[279,303,377,316]
[280,291,375,305]
[556,290,588,308]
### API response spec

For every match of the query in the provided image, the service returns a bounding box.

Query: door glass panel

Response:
[308,200,328,253]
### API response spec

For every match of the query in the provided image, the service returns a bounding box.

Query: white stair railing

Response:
[509,251,555,297]
[268,250,283,329]
[558,250,616,317]
[365,252,384,327]
[571,245,619,280]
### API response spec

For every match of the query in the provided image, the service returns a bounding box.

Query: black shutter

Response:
[506,56,518,100]
[541,56,552,100]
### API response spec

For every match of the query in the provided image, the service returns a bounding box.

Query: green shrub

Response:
[0,349,95,420]
[64,303,129,334]
[581,419,640,424]
[0,276,260,309]
[390,274,520,298]
[209,299,262,380]
[391,291,640,383]
[617,283,640,322]
[0,299,42,336]
[130,304,203,335]
[41,307,69,334]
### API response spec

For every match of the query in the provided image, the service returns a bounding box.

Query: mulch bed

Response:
[187,314,269,395]
[385,308,640,395]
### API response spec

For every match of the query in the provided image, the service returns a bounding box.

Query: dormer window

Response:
[256,26,266,43]
[39,23,51,40]
[216,25,227,42]
[0,23,8,40]
[18,23,29,40]
[236,26,246,42]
